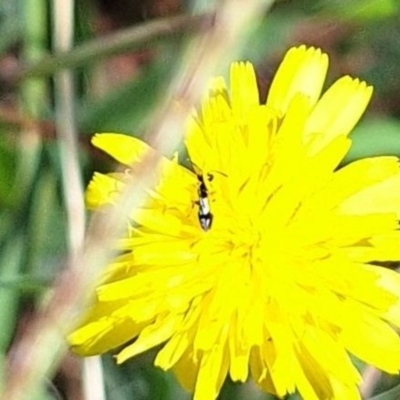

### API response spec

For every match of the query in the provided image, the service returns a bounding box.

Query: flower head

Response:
[69,46,400,400]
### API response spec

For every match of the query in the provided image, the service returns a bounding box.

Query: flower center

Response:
[234,227,262,257]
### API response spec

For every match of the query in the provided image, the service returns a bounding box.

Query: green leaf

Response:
[27,382,63,400]
[369,383,400,400]
[344,118,400,164]
[318,0,399,22]
[26,170,66,276]
[238,11,304,64]
[0,1,20,54]
[0,235,24,351]
[0,138,17,208]
[102,351,189,400]
[0,18,20,55]
[78,49,177,136]
[219,378,291,399]
[348,0,398,21]
[0,275,49,294]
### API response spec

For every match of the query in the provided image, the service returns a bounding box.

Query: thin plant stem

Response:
[52,1,105,400]
[53,0,85,257]
[82,357,106,400]
[16,12,214,81]
[360,366,381,399]
[15,0,47,208]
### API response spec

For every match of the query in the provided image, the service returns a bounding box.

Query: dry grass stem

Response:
[2,1,275,399]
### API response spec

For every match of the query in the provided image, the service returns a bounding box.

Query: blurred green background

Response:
[1,0,400,399]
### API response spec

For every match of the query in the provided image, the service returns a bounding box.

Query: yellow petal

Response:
[230,61,259,118]
[85,172,124,209]
[92,133,153,166]
[172,352,199,392]
[267,46,328,115]
[228,315,250,382]
[69,301,146,356]
[305,76,373,154]
[194,343,229,400]
[341,310,400,373]
[156,299,202,369]
[311,156,400,213]
[117,313,184,363]
[340,171,400,217]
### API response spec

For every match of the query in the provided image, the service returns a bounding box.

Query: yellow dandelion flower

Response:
[69,46,400,400]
